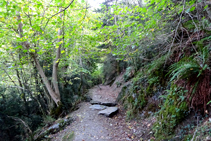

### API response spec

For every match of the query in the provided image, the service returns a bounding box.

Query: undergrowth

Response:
[153,84,188,140]
[119,70,147,119]
[168,46,210,114]
[120,67,165,119]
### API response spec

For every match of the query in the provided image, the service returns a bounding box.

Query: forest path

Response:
[51,74,153,141]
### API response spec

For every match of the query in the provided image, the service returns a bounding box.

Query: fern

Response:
[201,45,209,66]
[168,57,199,81]
[168,46,209,81]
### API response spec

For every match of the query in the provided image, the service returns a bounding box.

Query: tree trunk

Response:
[16,11,62,106]
[52,8,63,100]
[33,56,60,105]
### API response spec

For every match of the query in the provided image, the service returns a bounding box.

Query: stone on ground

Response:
[98,107,118,117]
[90,100,101,105]
[89,104,107,110]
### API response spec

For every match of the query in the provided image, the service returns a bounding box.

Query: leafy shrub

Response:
[0,87,43,141]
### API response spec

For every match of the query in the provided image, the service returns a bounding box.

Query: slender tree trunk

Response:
[33,56,60,105]
[52,8,63,99]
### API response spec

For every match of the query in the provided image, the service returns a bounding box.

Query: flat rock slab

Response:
[90,100,101,105]
[101,102,117,106]
[90,100,117,107]
[89,105,107,110]
[98,107,118,117]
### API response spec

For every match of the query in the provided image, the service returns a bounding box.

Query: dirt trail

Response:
[51,74,154,141]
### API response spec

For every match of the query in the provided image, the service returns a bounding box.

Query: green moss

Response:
[58,119,66,128]
[153,84,188,139]
[120,68,166,119]
[124,87,147,119]
[119,81,147,119]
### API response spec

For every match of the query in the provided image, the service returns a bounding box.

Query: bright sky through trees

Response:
[87,0,104,9]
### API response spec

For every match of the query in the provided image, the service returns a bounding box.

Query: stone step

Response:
[89,105,107,110]
[90,100,101,105]
[90,100,117,107]
[98,107,118,117]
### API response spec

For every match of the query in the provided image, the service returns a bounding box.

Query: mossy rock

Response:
[34,117,73,141]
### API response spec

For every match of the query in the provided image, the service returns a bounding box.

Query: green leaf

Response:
[55,0,60,4]
[190,7,195,12]
[189,0,196,5]
[37,51,43,55]
[142,7,147,13]
[207,101,211,105]
[15,45,23,49]
[204,5,208,10]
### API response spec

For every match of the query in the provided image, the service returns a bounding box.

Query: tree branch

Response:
[44,0,75,30]
[7,116,33,138]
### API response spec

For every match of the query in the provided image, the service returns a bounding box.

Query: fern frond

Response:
[202,46,209,65]
[168,57,200,81]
